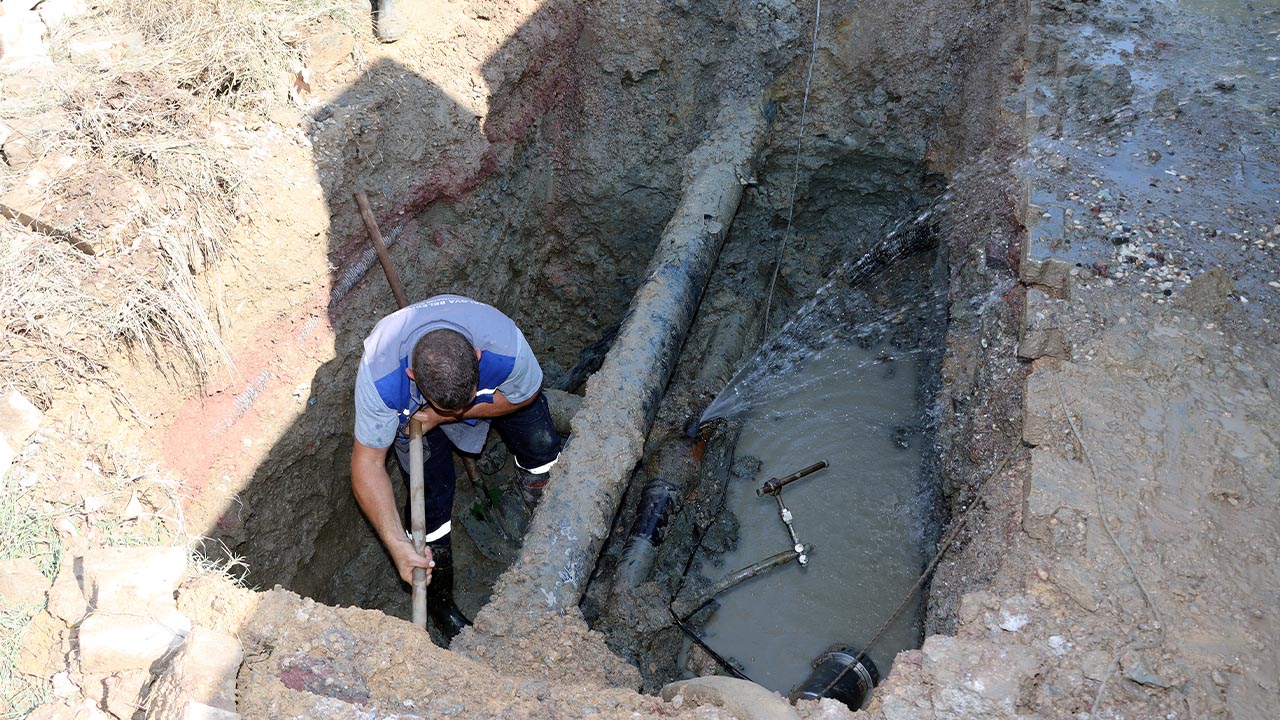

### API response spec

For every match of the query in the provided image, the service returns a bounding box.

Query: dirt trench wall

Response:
[688,0,1032,637]
[457,0,1032,688]
[140,0,1036,710]
[212,0,799,606]
[767,0,1031,634]
[205,0,1028,641]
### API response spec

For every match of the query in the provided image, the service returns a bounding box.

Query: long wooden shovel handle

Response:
[409,418,428,629]
[354,191,428,630]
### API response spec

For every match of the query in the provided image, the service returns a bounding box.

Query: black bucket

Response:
[788,644,881,710]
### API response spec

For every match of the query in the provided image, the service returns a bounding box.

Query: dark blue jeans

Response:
[394,392,561,545]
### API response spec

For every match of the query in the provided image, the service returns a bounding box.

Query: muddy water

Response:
[692,339,931,693]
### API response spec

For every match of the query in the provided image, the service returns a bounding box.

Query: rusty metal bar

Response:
[354,191,409,309]
[756,460,829,496]
[672,545,813,620]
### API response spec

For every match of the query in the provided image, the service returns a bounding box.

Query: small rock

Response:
[46,556,89,625]
[1123,654,1175,688]
[96,669,152,720]
[307,30,354,75]
[175,702,241,720]
[1018,327,1069,361]
[1066,64,1134,120]
[999,611,1030,632]
[51,671,78,698]
[1,112,73,169]
[1052,559,1102,612]
[1080,650,1114,682]
[1152,86,1181,117]
[998,595,1035,633]
[144,627,243,717]
[269,106,302,129]
[1,128,37,168]
[1047,636,1072,655]
[0,557,49,610]
[82,545,189,614]
[1176,268,1235,315]
[67,32,146,66]
[1213,79,1236,92]
[0,153,90,249]
[16,610,68,678]
[78,613,190,673]
[1021,257,1073,295]
[0,6,53,71]
[0,388,42,483]
[958,591,998,626]
[922,635,1044,714]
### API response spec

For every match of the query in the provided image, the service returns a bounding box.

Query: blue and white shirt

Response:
[354,295,543,453]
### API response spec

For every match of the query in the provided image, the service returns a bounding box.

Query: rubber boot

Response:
[375,0,406,43]
[426,541,470,644]
[515,466,548,510]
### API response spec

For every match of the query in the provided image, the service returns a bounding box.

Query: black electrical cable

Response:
[668,608,753,682]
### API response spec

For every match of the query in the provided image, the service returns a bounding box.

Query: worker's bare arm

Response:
[411,388,538,428]
[465,388,538,417]
[350,438,434,584]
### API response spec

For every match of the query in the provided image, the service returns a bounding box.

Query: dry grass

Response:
[0,602,50,719]
[0,218,224,414]
[0,223,122,411]
[112,0,356,109]
[54,75,241,376]
[0,0,358,406]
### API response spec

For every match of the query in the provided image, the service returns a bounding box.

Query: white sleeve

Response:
[498,329,544,404]
[353,361,400,448]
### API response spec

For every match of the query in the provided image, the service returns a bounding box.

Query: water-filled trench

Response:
[214,155,955,704]
[561,169,951,698]
[203,0,1026,703]
[684,241,946,692]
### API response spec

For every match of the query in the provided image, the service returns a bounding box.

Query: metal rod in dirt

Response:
[354,191,409,309]
[773,493,806,565]
[673,544,812,619]
[460,456,483,495]
[409,419,428,629]
[757,460,828,496]
[355,190,425,627]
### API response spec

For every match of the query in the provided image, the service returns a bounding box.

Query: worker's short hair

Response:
[411,329,478,412]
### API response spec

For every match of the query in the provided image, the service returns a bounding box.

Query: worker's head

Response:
[409,329,479,413]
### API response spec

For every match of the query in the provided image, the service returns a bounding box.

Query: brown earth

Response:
[2,0,1277,718]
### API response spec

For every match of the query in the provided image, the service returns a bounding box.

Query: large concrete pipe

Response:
[458,95,771,639]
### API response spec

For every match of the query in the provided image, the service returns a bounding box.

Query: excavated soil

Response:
[2,0,1277,717]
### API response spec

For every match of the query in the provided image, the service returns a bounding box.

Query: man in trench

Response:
[351,294,562,641]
